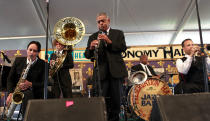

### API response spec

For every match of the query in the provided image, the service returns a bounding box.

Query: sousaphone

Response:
[49,17,85,78]
[54,17,85,45]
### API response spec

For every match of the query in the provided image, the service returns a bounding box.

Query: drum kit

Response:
[121,71,173,121]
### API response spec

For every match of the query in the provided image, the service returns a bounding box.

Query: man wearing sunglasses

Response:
[85,12,127,121]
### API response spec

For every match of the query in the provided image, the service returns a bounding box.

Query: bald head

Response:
[140,55,148,65]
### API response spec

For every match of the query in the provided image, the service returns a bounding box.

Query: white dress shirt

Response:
[176,54,210,74]
[27,57,38,65]
[140,63,152,76]
[56,50,63,56]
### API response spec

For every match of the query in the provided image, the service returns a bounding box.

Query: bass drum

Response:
[128,78,172,121]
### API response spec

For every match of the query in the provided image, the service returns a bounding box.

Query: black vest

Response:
[179,56,204,84]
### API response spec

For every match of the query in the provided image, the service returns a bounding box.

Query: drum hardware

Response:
[168,73,178,95]
[0,92,7,120]
[87,85,93,98]
[119,83,128,121]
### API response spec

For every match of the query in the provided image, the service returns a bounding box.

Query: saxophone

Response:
[6,60,33,119]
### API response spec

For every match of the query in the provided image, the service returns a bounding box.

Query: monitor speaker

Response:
[151,93,210,121]
[24,97,107,121]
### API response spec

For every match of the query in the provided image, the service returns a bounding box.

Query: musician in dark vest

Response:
[50,39,74,98]
[175,39,210,94]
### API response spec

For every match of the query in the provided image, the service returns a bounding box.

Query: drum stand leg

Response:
[170,75,174,95]
[0,92,7,121]
[120,85,128,121]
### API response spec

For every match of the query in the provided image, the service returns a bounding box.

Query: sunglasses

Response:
[97,19,106,24]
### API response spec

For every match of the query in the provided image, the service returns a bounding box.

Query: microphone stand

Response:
[94,44,102,97]
[0,52,11,64]
[195,0,209,92]
[44,0,50,99]
[0,58,4,90]
[0,56,6,120]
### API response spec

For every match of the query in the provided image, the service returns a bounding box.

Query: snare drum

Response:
[128,78,172,121]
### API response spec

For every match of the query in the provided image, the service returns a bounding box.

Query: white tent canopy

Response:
[0,0,210,50]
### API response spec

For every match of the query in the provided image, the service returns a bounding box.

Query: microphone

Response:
[97,29,108,48]
[1,52,11,63]
[96,30,104,49]
[99,29,107,35]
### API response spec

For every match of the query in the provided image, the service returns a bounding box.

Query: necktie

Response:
[56,51,62,57]
[145,65,149,75]
[145,65,152,77]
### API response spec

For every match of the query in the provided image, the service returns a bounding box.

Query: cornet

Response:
[193,46,209,57]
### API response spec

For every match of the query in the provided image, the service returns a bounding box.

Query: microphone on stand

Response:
[1,52,11,63]
[98,29,107,47]
[96,30,104,49]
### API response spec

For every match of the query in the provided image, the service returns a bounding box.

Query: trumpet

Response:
[192,46,209,56]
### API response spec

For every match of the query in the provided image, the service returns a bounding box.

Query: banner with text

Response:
[40,45,209,62]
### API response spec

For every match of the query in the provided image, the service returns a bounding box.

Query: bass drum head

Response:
[127,78,172,121]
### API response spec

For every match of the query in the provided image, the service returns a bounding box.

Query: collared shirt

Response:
[56,50,63,56]
[27,57,38,65]
[176,54,210,74]
[106,27,110,35]
[140,63,152,76]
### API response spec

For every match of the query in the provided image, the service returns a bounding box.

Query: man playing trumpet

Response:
[175,39,210,94]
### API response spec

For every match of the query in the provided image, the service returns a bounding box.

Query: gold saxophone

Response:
[6,60,33,119]
[49,17,85,80]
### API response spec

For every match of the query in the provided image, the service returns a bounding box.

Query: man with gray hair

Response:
[85,12,127,121]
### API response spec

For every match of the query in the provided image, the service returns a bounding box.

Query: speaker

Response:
[151,93,210,121]
[24,97,107,121]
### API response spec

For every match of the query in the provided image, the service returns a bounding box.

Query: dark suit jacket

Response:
[131,63,157,76]
[85,28,128,80]
[50,50,74,97]
[7,57,46,99]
